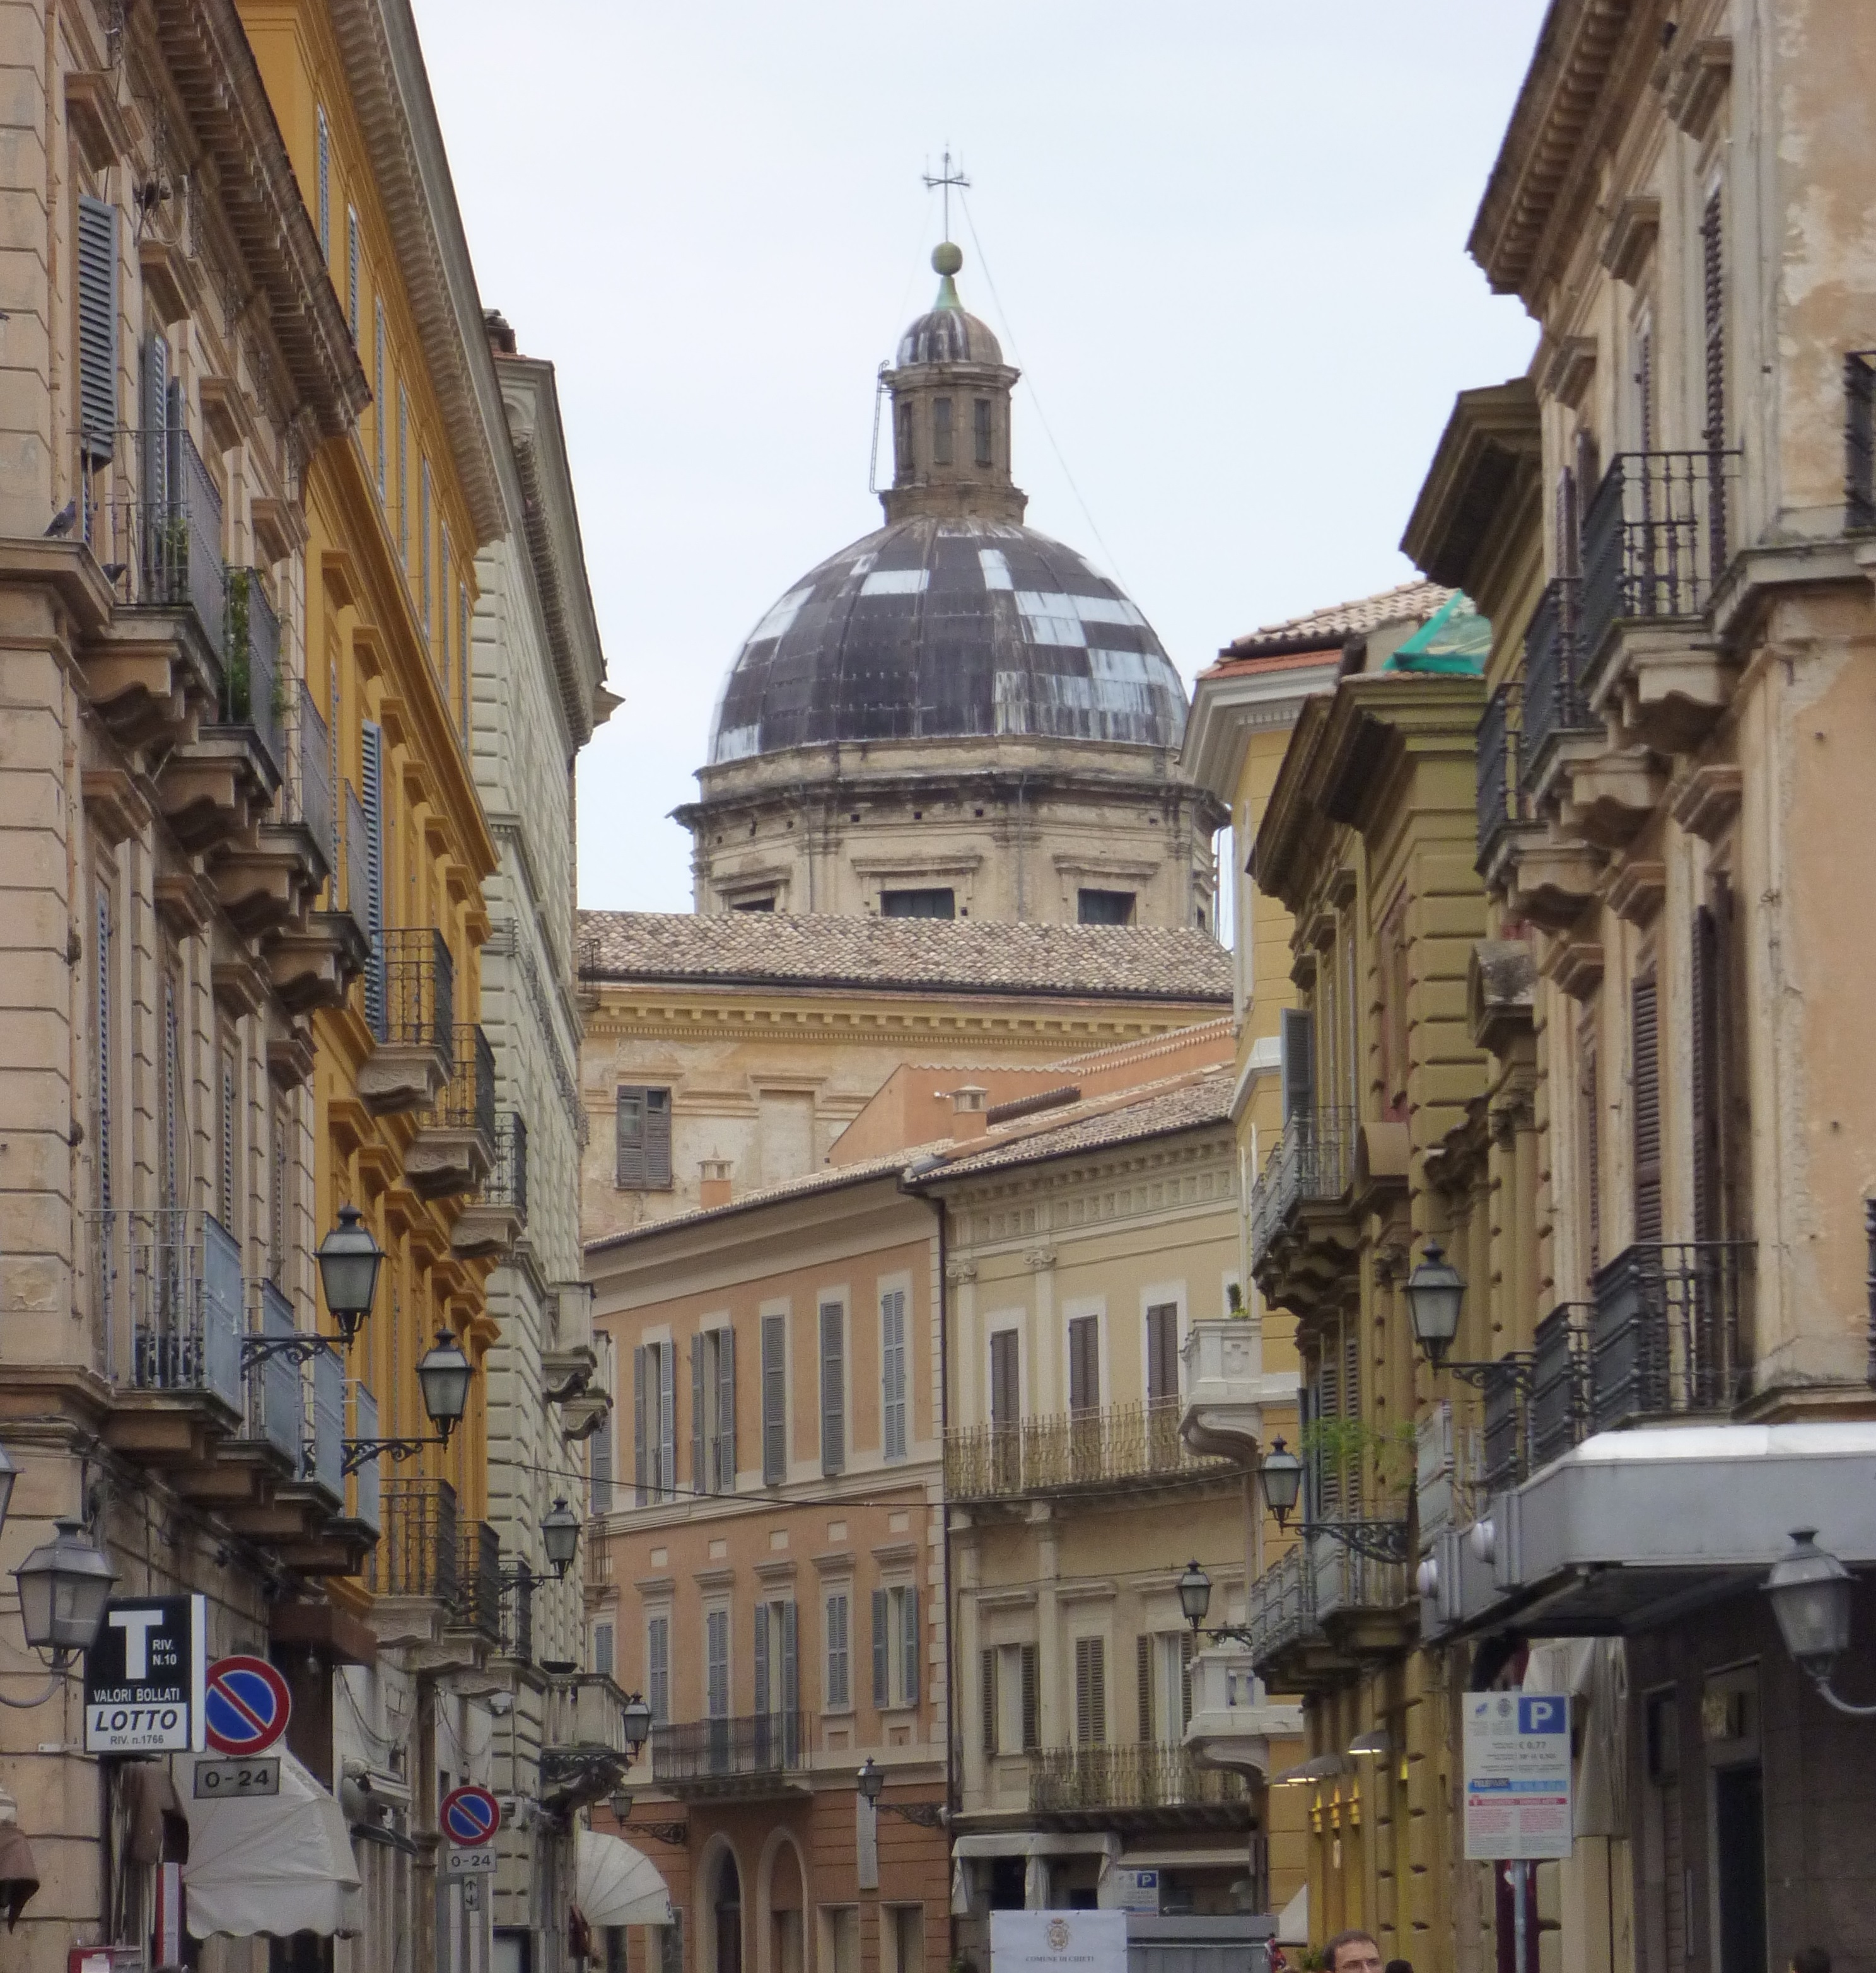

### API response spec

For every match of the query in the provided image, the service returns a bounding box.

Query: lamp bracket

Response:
[880,1801,950,1829]
[1805,1667,1876,1718]
[242,1334,338,1370]
[1194,1623,1259,1650]
[341,1435,446,1477]
[1310,1518,1413,1564]
[621,1819,690,1844]
[1437,1354,1534,1394]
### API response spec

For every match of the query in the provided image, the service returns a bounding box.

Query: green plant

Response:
[1298,1414,1417,1506]
[1226,1281,1247,1317]
[224,567,251,721]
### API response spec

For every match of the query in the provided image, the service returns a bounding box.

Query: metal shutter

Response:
[820,1301,844,1476]
[76,195,118,460]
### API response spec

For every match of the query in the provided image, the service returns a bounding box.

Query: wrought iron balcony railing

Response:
[1519,576,1597,779]
[1240,1522,1411,1680]
[370,928,455,1057]
[87,1208,245,1412]
[426,1025,495,1141]
[368,1475,459,1604]
[280,678,335,878]
[943,1398,1231,1503]
[73,427,227,655]
[1590,1241,1753,1433]
[245,1280,303,1464]
[453,1522,501,1641]
[1529,1302,1593,1474]
[1249,1106,1358,1269]
[1475,679,1527,869]
[651,1712,813,1787]
[499,1563,535,1664]
[1580,450,1740,664]
[218,569,284,777]
[307,1339,343,1499]
[1846,349,1876,531]
[1028,1742,1249,1815]
[482,1114,528,1224]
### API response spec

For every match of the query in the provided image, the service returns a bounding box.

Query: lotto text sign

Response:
[84,1596,207,1754]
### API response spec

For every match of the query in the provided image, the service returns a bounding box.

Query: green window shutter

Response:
[882,1289,906,1460]
[820,1301,844,1476]
[761,1313,786,1484]
[76,195,119,459]
[1020,1644,1039,1751]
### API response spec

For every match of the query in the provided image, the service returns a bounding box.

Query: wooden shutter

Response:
[591,1397,613,1513]
[347,207,359,335]
[648,1614,669,1721]
[1146,1305,1179,1404]
[761,1313,786,1484]
[1556,465,1580,578]
[373,300,387,497]
[691,1334,708,1493]
[359,721,385,1036]
[1691,907,1722,1243]
[1075,1637,1106,1745]
[161,970,180,1210]
[982,1648,998,1754]
[1180,1631,1194,1730]
[1580,1022,1602,1276]
[820,1301,845,1476]
[76,195,119,459]
[615,1087,644,1187]
[419,457,432,634]
[1315,1347,1340,1517]
[632,1346,648,1506]
[1068,1315,1099,1414]
[1632,974,1663,1245]
[716,1325,737,1490]
[781,1600,799,1713]
[141,334,169,522]
[397,383,408,558]
[219,1045,236,1232]
[1636,324,1655,454]
[645,1088,672,1187]
[990,1329,1018,1426]
[1136,1634,1154,1743]
[932,397,953,466]
[706,1608,728,1718]
[315,103,330,253]
[659,1344,676,1501]
[882,1289,907,1459]
[1703,191,1726,448]
[1020,1644,1039,1750]
[871,1589,889,1708]
[754,1602,770,1716]
[827,1594,849,1710]
[1280,1006,1314,1123]
[902,1587,919,1706]
[94,893,112,1212]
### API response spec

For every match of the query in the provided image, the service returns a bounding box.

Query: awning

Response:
[576,1830,672,1928]
[1275,1885,1307,1944]
[1269,1754,1349,1786]
[182,1750,361,1937]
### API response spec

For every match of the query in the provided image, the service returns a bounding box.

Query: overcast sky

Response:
[411,2,1547,914]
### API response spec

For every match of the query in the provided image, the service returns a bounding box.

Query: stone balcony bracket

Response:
[1587,620,1735,759]
[1505,826,1604,934]
[1556,745,1667,850]
[358,1035,452,1118]
[1179,1319,1282,1464]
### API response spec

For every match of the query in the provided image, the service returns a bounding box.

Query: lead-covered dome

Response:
[708,517,1187,765]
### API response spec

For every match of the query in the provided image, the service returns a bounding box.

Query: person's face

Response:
[1330,1945,1384,1973]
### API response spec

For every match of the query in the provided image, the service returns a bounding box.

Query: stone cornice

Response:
[1399,380,1542,596]
[1181,656,1341,802]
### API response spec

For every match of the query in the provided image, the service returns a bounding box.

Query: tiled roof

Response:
[578,911,1232,1003]
[923,1069,1235,1178]
[1227,580,1452,653]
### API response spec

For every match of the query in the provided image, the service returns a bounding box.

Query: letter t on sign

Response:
[111,1608,164,1679]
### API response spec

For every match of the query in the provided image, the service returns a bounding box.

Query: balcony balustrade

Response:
[944,1397,1231,1504]
[1529,1303,1592,1474]
[245,1279,304,1469]
[1028,1742,1249,1822]
[368,1475,460,1607]
[1590,1241,1753,1432]
[1519,578,1597,784]
[451,1522,502,1643]
[89,1208,245,1421]
[408,1025,496,1201]
[262,700,367,1010]
[356,929,455,1115]
[651,1712,813,1794]
[1474,680,1529,873]
[544,1675,643,1808]
[218,570,284,777]
[452,1114,529,1259]
[1242,1523,1412,1691]
[1249,1106,1358,1274]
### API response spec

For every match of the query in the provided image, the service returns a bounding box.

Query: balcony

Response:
[1028,1742,1250,1830]
[218,677,333,938]
[1590,1242,1753,1433]
[943,1398,1232,1504]
[1249,1107,1359,1293]
[651,1713,813,1798]
[1580,450,1741,754]
[1243,1525,1413,1694]
[366,1475,460,1646]
[1184,1646,1303,1781]
[356,929,454,1115]
[1180,1318,1283,1465]
[448,1521,502,1644]
[1474,680,1530,880]
[496,1563,535,1667]
[452,1114,528,1259]
[544,1674,641,1809]
[407,1025,495,1201]
[262,690,367,1012]
[1529,1303,1592,1475]
[70,428,226,754]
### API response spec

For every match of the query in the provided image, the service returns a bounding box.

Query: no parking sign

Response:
[204,1655,292,1755]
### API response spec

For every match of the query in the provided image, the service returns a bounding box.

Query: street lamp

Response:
[15,1516,116,1666]
[609,1787,633,1822]
[1177,1561,1212,1629]
[542,1498,581,1580]
[1404,1240,1467,1365]
[1259,1437,1304,1528]
[414,1330,472,1443]
[854,1755,947,1827]
[316,1205,384,1346]
[0,1442,19,1540]
[1763,1529,1876,1716]
[856,1756,883,1805]
[622,1692,653,1754]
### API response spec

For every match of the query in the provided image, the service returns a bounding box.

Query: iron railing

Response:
[1530,1303,1593,1473]
[1478,1359,1529,1497]
[86,1209,245,1411]
[454,1522,501,1639]
[349,1385,382,1535]
[499,1564,535,1663]
[426,1024,494,1139]
[308,1342,344,1499]
[1846,350,1876,531]
[944,1397,1230,1502]
[1028,1743,1249,1814]
[1244,1542,1314,1669]
[1475,680,1527,868]
[1590,1242,1753,1431]
[1580,450,1740,663]
[1249,1107,1358,1269]
[1520,576,1597,779]
[75,427,226,655]
[368,1476,459,1604]
[1242,1525,1410,1679]
[281,679,335,877]
[247,1280,303,1464]
[479,1114,529,1226]
[651,1712,812,1786]
[219,569,284,776]
[371,929,455,1057]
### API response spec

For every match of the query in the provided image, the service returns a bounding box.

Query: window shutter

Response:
[373,301,387,498]
[981,1649,998,1754]
[161,972,180,1209]
[219,1051,236,1231]
[1315,1351,1340,1518]
[761,1313,786,1484]
[1180,1631,1194,1731]
[1075,1637,1105,1746]
[141,334,169,520]
[1068,1315,1098,1414]
[1020,1644,1039,1750]
[990,1329,1018,1426]
[590,1399,613,1513]
[902,1586,919,1706]
[397,383,408,561]
[1279,1007,1314,1123]
[1702,191,1725,447]
[882,1289,906,1460]
[1136,1634,1153,1743]
[871,1589,889,1708]
[1555,465,1580,578]
[95,895,112,1212]
[76,195,119,459]
[1580,1023,1602,1276]
[781,1600,799,1713]
[645,1088,672,1187]
[593,1621,615,1678]
[1632,975,1663,1245]
[632,1344,648,1508]
[706,1609,728,1718]
[615,1087,644,1187]
[649,1614,670,1722]
[1147,1304,1179,1404]
[419,457,432,634]
[359,721,385,1037]
[1636,325,1655,454]
[659,1343,676,1500]
[754,1603,770,1716]
[1691,906,1722,1243]
[820,1301,845,1476]
[691,1334,707,1493]
[932,396,953,466]
[716,1325,737,1490]
[315,104,330,255]
[347,207,359,336]
[827,1593,849,1710]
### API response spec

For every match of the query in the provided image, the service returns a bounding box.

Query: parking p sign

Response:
[1463,1691,1572,1861]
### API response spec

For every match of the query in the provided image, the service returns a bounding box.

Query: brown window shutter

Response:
[1068,1316,1099,1414]
[1343,1323,1362,1514]
[646,1088,672,1188]
[1632,975,1663,1245]
[1691,907,1722,1242]
[1136,1634,1153,1743]
[982,1649,998,1755]
[1580,1023,1602,1276]
[1146,1305,1179,1404]
[1180,1631,1194,1731]
[1075,1636,1106,1747]
[1703,191,1726,448]
[1020,1644,1039,1750]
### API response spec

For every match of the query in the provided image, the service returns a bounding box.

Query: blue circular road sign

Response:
[442,1783,501,1846]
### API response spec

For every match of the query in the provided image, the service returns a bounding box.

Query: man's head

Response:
[1322,1935,1383,1973]
[1792,1952,1831,1973]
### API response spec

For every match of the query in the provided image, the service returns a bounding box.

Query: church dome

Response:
[707,516,1187,765]
[896,240,1004,366]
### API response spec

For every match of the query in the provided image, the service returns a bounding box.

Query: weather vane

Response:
[923,145,970,242]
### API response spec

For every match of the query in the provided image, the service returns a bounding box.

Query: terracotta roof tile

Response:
[1228,579,1452,653]
[924,1069,1235,1177]
[577,911,1232,1003]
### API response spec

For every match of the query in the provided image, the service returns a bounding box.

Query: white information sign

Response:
[447,1848,497,1876]
[1464,1691,1573,1861]
[991,1911,1127,1973]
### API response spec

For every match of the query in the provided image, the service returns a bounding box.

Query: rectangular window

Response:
[761,1312,788,1484]
[1074,1636,1107,1745]
[824,1909,859,1973]
[825,1593,850,1709]
[989,1329,1019,1427]
[648,1613,670,1723]
[397,383,408,562]
[419,458,432,636]
[660,1915,684,1973]
[347,207,359,337]
[880,887,955,919]
[819,1300,845,1476]
[316,105,330,257]
[1280,1004,1314,1124]
[1137,1631,1193,1742]
[592,1621,614,1677]
[887,1907,924,1973]
[93,891,112,1213]
[76,195,119,459]
[974,399,993,468]
[1146,1302,1179,1404]
[881,1288,907,1460]
[1068,1314,1100,1414]
[615,1085,673,1189]
[373,301,387,499]
[931,397,953,466]
[1076,888,1134,926]
[458,583,472,746]
[705,1607,730,1718]
[440,526,452,700]
[632,1342,677,1503]
[754,1598,798,1716]
[872,1585,919,1708]
[895,401,913,482]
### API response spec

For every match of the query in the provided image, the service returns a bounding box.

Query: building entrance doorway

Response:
[1714,1764,1766,1973]
[715,1849,743,1973]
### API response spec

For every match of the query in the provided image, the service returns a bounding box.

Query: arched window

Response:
[715,1849,743,1973]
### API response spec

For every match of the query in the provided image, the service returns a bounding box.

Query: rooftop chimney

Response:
[699,1160,733,1210]
[950,1087,989,1141]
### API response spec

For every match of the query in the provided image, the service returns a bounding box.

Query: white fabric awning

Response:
[576,1830,672,1928]
[182,1750,361,1938]
[1275,1885,1308,1944]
